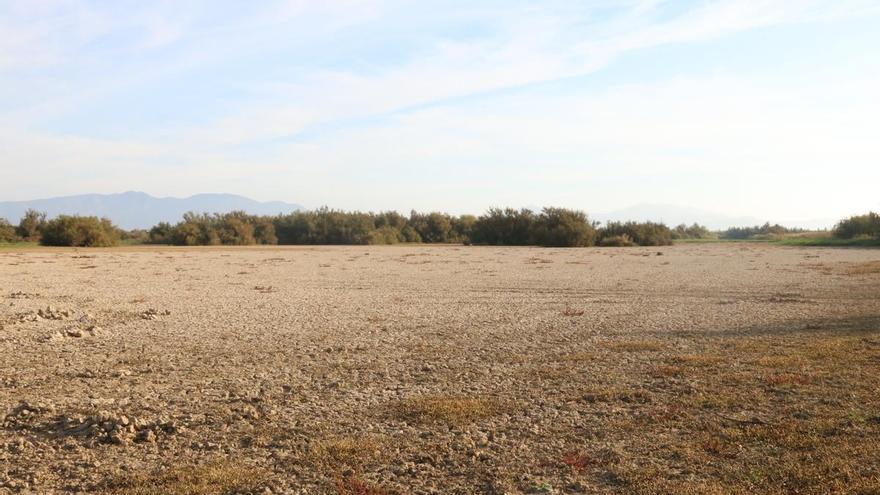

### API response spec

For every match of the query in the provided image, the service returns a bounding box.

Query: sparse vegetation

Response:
[99,459,268,495]
[394,396,498,424]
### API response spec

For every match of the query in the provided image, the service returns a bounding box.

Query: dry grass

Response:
[393,396,498,424]
[335,476,389,495]
[602,339,667,352]
[669,353,724,367]
[99,460,267,495]
[309,435,387,472]
[844,260,880,275]
[562,306,584,317]
[757,354,806,368]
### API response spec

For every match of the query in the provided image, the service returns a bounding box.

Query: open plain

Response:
[1,243,879,494]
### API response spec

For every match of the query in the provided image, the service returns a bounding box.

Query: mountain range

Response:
[0,192,303,230]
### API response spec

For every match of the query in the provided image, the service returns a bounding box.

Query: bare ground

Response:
[1,243,879,494]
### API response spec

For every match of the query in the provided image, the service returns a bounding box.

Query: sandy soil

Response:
[1,243,879,494]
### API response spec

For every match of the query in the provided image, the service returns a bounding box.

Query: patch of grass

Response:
[394,396,497,424]
[0,241,39,249]
[99,459,267,495]
[335,476,388,495]
[843,260,880,275]
[562,306,584,317]
[757,355,805,368]
[777,236,880,247]
[309,435,387,472]
[669,354,724,367]
[763,372,811,387]
[602,340,667,352]
[580,386,651,404]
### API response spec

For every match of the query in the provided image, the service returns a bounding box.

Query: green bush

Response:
[368,226,404,244]
[833,212,880,239]
[39,215,120,247]
[471,208,536,245]
[531,208,596,247]
[598,234,635,247]
[671,223,715,240]
[0,218,19,243]
[149,222,174,244]
[720,222,803,240]
[599,221,672,246]
[16,209,46,241]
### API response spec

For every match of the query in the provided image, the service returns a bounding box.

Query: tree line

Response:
[1,207,680,247]
[4,207,874,248]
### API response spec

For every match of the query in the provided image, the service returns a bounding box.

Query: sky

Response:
[1,0,879,222]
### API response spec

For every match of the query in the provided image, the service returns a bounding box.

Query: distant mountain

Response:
[594,204,834,231]
[0,192,303,230]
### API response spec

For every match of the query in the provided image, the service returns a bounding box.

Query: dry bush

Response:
[394,396,497,424]
[99,459,267,495]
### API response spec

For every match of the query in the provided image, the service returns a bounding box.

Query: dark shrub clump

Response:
[39,215,121,247]
[598,221,672,246]
[833,212,880,239]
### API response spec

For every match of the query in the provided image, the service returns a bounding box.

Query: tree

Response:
[16,209,46,241]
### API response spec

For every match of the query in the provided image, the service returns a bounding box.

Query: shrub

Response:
[833,212,880,239]
[39,215,120,247]
[0,220,18,242]
[274,208,375,245]
[471,208,536,245]
[671,223,715,240]
[599,221,672,246]
[120,229,149,243]
[16,209,46,241]
[149,222,174,244]
[0,218,19,243]
[599,234,635,247]
[252,218,277,245]
[216,211,256,245]
[531,207,596,247]
[720,222,803,240]
[368,225,404,244]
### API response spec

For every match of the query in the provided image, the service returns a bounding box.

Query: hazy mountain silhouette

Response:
[0,192,303,230]
[595,204,834,230]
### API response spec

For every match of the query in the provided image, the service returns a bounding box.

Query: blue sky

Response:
[1,0,879,222]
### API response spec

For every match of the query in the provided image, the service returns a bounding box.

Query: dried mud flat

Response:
[1,243,879,495]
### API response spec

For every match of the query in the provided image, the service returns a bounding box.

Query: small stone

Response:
[66,329,83,338]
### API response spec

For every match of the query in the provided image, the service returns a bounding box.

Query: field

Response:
[1,243,879,494]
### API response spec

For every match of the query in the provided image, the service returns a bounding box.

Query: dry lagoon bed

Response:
[1,243,879,494]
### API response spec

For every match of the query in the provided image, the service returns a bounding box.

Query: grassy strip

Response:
[0,241,39,249]
[776,237,880,247]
